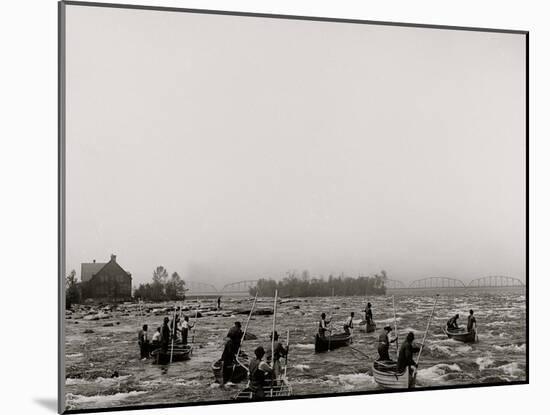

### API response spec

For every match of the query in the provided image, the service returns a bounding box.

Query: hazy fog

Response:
[64,5,526,287]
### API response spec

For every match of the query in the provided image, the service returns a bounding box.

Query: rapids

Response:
[64,290,526,411]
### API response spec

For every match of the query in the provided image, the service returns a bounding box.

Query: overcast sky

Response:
[64,5,526,287]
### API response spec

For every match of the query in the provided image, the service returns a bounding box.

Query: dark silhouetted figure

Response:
[447,314,460,330]
[138,324,149,359]
[397,332,420,373]
[249,346,273,399]
[377,325,397,360]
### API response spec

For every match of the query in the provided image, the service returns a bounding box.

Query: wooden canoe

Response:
[372,360,414,389]
[212,355,249,384]
[443,326,477,343]
[233,379,292,401]
[314,333,352,352]
[150,341,192,364]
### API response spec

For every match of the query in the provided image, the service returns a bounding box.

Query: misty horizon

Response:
[64,7,526,287]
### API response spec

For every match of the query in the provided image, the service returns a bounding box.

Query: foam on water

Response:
[402,327,423,335]
[498,362,523,377]
[325,373,374,390]
[67,353,84,358]
[417,363,462,382]
[456,345,472,354]
[66,375,132,386]
[66,390,147,405]
[295,343,315,350]
[476,356,495,370]
[428,344,453,356]
[492,344,525,353]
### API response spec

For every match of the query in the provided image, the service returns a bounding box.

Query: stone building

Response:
[81,254,132,300]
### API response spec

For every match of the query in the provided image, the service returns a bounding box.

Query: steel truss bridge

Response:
[185,280,259,296]
[388,275,525,290]
[185,275,524,296]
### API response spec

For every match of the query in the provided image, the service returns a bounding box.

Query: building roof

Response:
[81,262,107,282]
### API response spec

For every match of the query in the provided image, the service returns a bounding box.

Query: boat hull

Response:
[150,342,192,364]
[372,360,413,389]
[443,327,477,343]
[314,333,352,352]
[359,321,377,333]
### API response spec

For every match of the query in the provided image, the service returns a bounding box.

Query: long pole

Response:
[270,289,279,397]
[283,329,289,379]
[170,306,176,364]
[392,295,399,352]
[271,289,278,367]
[192,305,198,345]
[416,295,439,367]
[237,291,258,355]
[235,291,258,371]
[328,287,334,351]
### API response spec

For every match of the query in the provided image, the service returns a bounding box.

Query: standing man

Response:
[266,331,288,383]
[397,332,420,373]
[467,309,477,333]
[138,324,149,360]
[343,312,355,335]
[227,321,244,358]
[151,327,161,349]
[161,317,171,353]
[249,346,273,399]
[171,312,181,341]
[377,325,397,361]
[181,315,195,345]
[318,313,331,338]
[217,296,222,310]
[220,337,235,366]
[365,302,373,325]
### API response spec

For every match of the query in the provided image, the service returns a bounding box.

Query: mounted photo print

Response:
[58,1,528,413]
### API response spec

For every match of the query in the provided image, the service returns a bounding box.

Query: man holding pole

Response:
[266,331,288,384]
[343,312,355,335]
[160,317,170,353]
[249,346,273,399]
[181,316,194,345]
[377,325,397,361]
[467,309,477,333]
[365,302,373,325]
[227,321,244,359]
[397,332,420,373]
[318,313,331,338]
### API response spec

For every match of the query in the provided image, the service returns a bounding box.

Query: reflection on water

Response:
[64,290,526,411]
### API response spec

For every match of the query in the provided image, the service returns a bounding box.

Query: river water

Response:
[64,290,526,411]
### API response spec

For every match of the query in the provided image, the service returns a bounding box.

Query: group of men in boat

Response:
[136,301,478,396]
[317,303,478,375]
[377,326,419,372]
[220,321,289,398]
[317,302,374,338]
[446,309,477,332]
[137,310,195,360]
[318,311,357,337]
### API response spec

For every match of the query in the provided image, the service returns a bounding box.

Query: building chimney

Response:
[110,254,116,262]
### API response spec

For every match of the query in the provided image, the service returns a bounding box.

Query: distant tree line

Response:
[66,270,81,309]
[133,266,187,302]
[250,270,388,297]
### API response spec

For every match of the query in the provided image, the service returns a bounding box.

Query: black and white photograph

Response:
[58,1,527,413]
